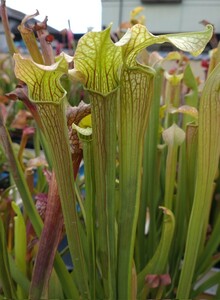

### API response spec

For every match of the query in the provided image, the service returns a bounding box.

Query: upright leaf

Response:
[11,201,27,299]
[13,53,89,298]
[116,23,212,300]
[73,26,121,299]
[177,62,220,299]
[0,218,17,299]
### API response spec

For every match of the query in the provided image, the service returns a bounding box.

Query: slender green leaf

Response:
[117,64,155,300]
[177,61,220,299]
[185,124,198,212]
[73,26,120,299]
[11,202,27,276]
[196,211,220,276]
[74,122,97,300]
[48,270,65,300]
[11,201,27,299]
[8,254,30,296]
[136,66,163,269]
[14,52,90,298]
[90,90,118,298]
[0,218,17,299]
[162,124,185,210]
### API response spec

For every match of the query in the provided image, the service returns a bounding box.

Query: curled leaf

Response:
[66,101,91,154]
[72,114,92,139]
[164,24,213,56]
[73,26,121,94]
[121,24,213,67]
[169,105,198,119]
[13,53,69,104]
[72,123,92,139]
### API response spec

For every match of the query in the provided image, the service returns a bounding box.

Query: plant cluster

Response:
[0,2,220,300]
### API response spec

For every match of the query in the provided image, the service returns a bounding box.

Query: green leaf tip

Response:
[121,23,213,66]
[74,25,121,95]
[13,53,69,105]
[164,24,213,56]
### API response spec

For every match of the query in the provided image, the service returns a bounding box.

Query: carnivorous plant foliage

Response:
[1,5,220,299]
